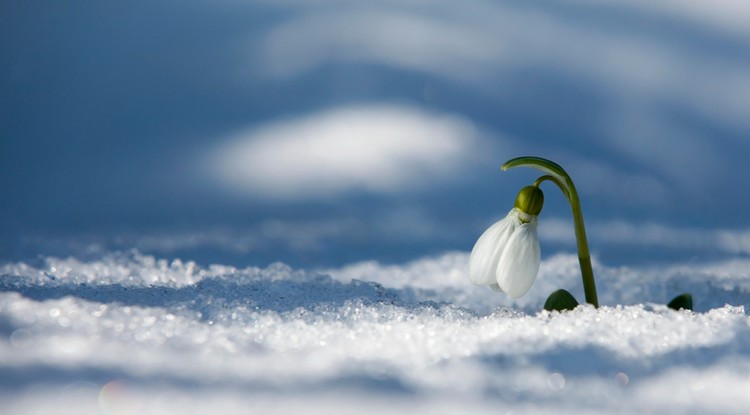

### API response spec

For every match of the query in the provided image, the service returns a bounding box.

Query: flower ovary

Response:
[514,186,544,218]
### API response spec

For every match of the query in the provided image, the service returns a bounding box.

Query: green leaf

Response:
[543,289,580,312]
[667,293,693,311]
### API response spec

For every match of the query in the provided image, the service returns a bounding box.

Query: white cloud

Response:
[208,104,479,199]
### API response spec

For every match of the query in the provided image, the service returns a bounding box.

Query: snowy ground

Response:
[5,1,750,413]
[1,250,749,415]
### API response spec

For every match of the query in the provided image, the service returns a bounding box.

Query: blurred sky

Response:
[2,0,750,268]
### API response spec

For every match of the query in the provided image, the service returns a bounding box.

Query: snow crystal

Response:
[1,251,750,414]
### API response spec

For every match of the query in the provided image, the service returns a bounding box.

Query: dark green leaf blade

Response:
[667,293,693,311]
[544,289,580,312]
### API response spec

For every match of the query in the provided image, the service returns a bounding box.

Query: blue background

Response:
[3,1,750,268]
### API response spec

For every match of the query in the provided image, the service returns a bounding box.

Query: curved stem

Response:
[533,175,569,200]
[502,157,599,307]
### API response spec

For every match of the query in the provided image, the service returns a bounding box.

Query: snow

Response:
[208,105,479,199]
[1,251,749,414]
[5,2,750,412]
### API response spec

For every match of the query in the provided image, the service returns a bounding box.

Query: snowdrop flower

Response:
[488,156,691,311]
[469,186,543,298]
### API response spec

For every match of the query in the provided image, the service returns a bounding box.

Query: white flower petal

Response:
[468,210,520,286]
[489,283,504,292]
[496,220,541,298]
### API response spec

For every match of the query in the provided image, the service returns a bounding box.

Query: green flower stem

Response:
[533,175,569,199]
[501,156,599,307]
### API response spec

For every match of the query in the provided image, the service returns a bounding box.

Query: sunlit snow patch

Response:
[207,104,479,200]
[1,251,749,415]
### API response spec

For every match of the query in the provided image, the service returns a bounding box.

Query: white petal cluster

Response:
[469,208,541,298]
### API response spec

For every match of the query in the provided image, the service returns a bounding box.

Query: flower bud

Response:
[514,186,544,216]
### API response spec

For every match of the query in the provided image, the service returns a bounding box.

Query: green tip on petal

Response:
[667,293,693,311]
[543,289,579,312]
[514,186,544,216]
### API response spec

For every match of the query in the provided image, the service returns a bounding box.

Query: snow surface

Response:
[2,251,750,415]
